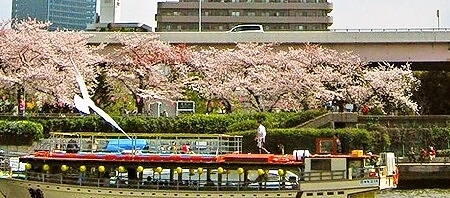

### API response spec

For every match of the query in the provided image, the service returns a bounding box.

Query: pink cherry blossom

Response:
[191,43,419,113]
[106,33,194,113]
[0,19,103,106]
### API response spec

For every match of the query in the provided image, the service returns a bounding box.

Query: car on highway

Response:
[227,24,264,33]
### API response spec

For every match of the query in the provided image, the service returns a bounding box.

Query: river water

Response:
[378,189,450,198]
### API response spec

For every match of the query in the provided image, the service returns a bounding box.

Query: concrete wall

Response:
[86,31,450,63]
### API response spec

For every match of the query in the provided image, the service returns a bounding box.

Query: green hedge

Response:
[0,120,43,145]
[280,109,328,128]
[229,128,378,154]
[0,110,327,136]
[371,125,450,156]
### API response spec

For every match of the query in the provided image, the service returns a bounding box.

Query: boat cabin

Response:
[298,138,396,181]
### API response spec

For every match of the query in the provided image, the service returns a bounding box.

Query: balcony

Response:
[157,15,333,24]
[158,2,333,10]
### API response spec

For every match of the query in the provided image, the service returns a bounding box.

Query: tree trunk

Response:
[221,99,233,114]
[17,85,25,116]
[136,78,145,114]
[205,100,213,114]
[136,97,144,114]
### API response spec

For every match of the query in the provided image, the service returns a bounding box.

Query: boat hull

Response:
[0,178,300,198]
[0,178,381,198]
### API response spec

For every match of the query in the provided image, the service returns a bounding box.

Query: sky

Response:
[1,0,449,29]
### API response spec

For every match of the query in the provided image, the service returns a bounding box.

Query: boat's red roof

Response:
[22,150,375,166]
[22,151,303,166]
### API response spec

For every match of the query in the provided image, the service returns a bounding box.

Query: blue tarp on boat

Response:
[105,139,147,152]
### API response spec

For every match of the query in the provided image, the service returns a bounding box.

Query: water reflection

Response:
[378,189,450,198]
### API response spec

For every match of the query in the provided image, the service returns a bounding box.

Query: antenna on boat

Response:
[70,57,132,140]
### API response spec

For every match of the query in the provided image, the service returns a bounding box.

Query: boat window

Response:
[348,159,364,178]
[310,159,331,171]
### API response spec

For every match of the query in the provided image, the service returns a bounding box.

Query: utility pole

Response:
[199,0,202,32]
[437,10,440,29]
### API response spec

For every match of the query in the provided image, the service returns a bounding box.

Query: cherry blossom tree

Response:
[107,33,193,114]
[0,19,104,114]
[191,43,293,113]
[191,43,419,114]
[283,45,419,113]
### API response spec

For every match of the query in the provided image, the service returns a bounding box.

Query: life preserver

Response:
[393,166,399,185]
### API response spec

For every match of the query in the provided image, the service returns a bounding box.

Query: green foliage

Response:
[363,124,391,153]
[228,120,258,132]
[360,124,450,156]
[413,71,450,115]
[229,128,373,154]
[280,109,328,128]
[0,111,324,137]
[173,114,231,133]
[0,120,43,145]
[181,89,208,114]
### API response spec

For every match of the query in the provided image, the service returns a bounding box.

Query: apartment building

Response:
[156,0,333,32]
[11,0,97,31]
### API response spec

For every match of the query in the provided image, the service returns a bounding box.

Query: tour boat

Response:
[0,132,398,198]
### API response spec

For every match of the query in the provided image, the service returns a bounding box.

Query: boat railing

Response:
[301,167,381,182]
[38,133,243,155]
[23,171,297,191]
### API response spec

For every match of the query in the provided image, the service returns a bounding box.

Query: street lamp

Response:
[198,0,202,32]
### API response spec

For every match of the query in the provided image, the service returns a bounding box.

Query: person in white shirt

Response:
[255,120,270,154]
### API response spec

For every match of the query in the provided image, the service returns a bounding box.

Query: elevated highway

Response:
[87,29,450,70]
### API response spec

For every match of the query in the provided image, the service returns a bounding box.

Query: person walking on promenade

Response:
[429,146,436,162]
[408,146,416,162]
[419,147,428,163]
[255,120,270,154]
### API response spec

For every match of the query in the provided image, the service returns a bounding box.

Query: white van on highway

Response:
[227,24,264,33]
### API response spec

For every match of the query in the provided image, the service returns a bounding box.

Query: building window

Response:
[247,12,255,16]
[232,11,240,16]
[274,12,284,16]
[232,0,240,2]
[298,25,304,30]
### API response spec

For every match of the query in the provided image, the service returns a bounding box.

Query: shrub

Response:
[280,109,328,128]
[0,111,326,137]
[0,120,43,145]
[228,120,258,132]
[228,128,373,154]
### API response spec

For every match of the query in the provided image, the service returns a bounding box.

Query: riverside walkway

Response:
[398,160,450,181]
[397,161,450,188]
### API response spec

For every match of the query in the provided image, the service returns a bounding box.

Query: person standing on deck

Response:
[333,133,342,154]
[255,120,270,154]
